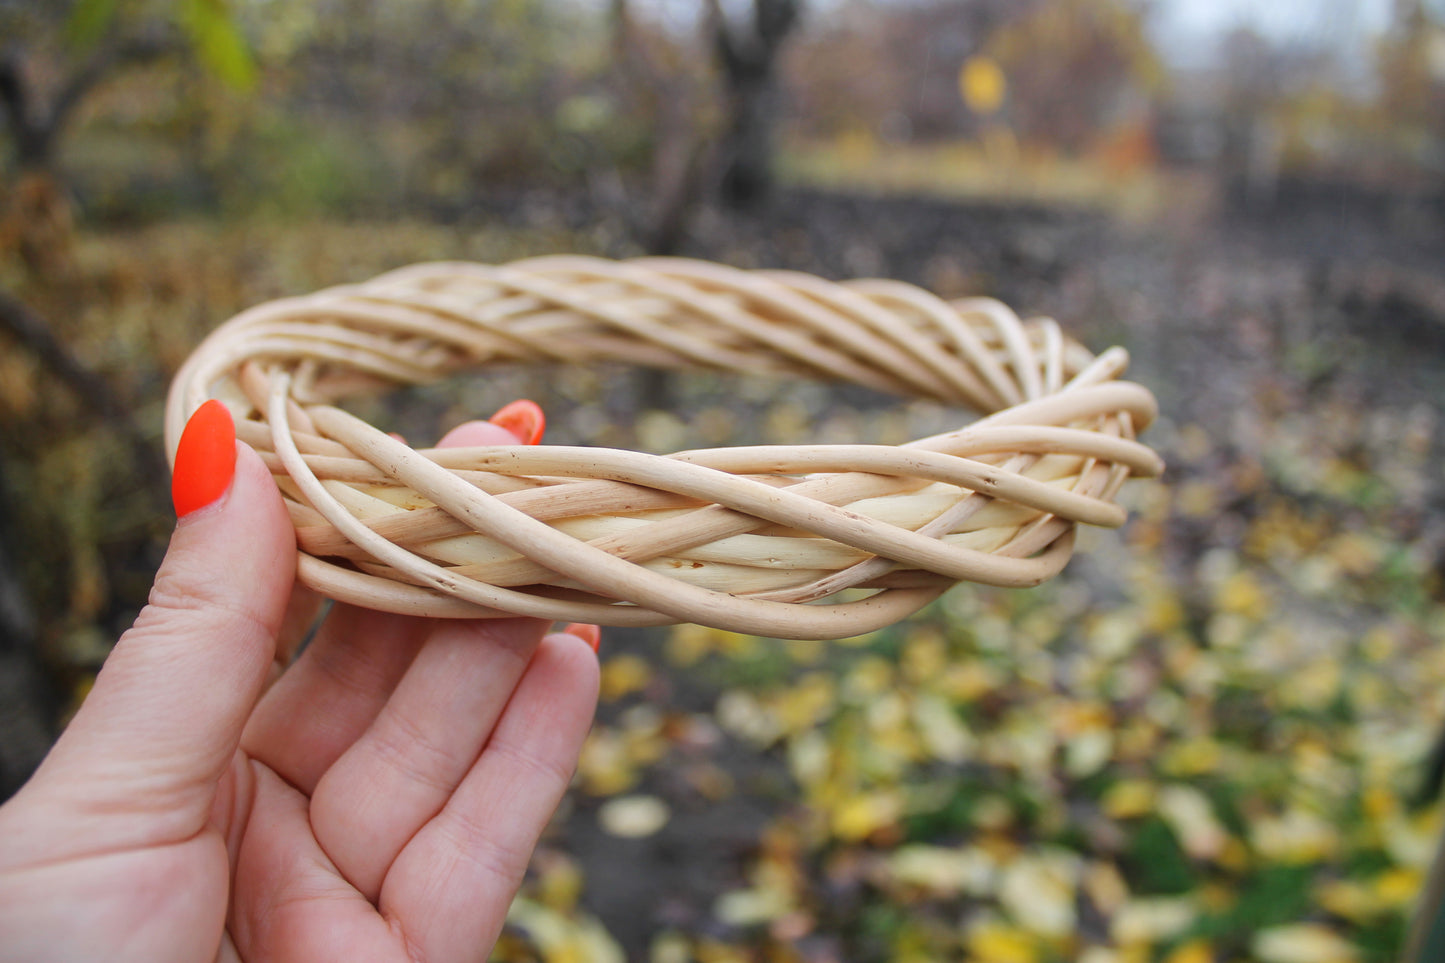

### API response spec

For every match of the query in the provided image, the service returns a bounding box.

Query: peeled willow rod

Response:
[167,256,1163,640]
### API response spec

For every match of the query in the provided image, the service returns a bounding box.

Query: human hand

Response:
[0,400,601,962]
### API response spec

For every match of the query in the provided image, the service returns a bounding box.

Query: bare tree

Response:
[610,0,713,254]
[0,36,172,179]
[707,0,802,210]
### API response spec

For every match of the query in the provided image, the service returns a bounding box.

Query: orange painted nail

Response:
[488,399,545,446]
[172,400,237,517]
[564,622,601,652]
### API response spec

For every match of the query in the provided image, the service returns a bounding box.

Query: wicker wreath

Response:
[165,256,1162,640]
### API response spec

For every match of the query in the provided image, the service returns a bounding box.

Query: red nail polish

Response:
[488,399,545,446]
[172,400,237,517]
[564,622,601,652]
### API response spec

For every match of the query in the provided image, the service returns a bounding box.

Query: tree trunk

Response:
[0,51,76,277]
[718,68,782,210]
[0,52,58,173]
[710,0,801,212]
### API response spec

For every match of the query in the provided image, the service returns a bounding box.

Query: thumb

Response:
[14,401,296,859]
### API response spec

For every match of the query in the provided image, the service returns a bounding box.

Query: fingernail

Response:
[172,400,237,518]
[564,622,601,652]
[489,399,545,446]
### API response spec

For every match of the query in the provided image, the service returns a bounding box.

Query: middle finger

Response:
[306,615,548,900]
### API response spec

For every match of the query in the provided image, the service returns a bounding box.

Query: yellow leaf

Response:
[1087,612,1142,660]
[913,693,975,763]
[714,630,762,658]
[1327,531,1383,577]
[664,623,714,667]
[1162,941,1212,963]
[681,762,734,801]
[1109,717,1156,763]
[1163,738,1222,776]
[505,898,626,963]
[1384,809,1442,869]
[844,656,894,699]
[1316,879,1379,923]
[1372,866,1422,908]
[714,887,790,927]
[635,409,687,453]
[1217,837,1252,873]
[787,730,830,788]
[1251,807,1339,864]
[973,794,1017,832]
[888,844,996,897]
[1276,658,1341,711]
[960,55,1007,115]
[715,690,782,747]
[619,706,667,767]
[536,854,584,912]
[999,849,1081,938]
[649,932,691,963]
[597,795,671,839]
[695,939,752,963]
[901,628,948,683]
[599,654,653,702]
[1252,923,1358,963]
[1065,729,1114,778]
[1143,591,1187,634]
[1175,479,1221,518]
[966,920,1038,963]
[1214,570,1270,620]
[941,659,1002,702]
[576,730,639,797]
[1157,785,1228,860]
[1362,785,1396,822]
[1083,861,1129,916]
[773,673,836,735]
[1080,948,1149,963]
[1110,897,1197,944]
[830,791,902,842]
[1314,867,1421,921]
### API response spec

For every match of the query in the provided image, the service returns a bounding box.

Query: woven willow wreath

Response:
[165,256,1162,640]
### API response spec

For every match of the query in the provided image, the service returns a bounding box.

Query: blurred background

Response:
[2,0,1444,960]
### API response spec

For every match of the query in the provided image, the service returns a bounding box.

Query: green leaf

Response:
[178,0,257,90]
[65,0,121,50]
[1123,816,1199,895]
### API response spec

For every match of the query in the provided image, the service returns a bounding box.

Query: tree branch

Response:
[50,35,174,137]
[755,0,801,51]
[705,0,745,77]
[0,51,40,162]
[0,291,168,492]
[0,51,29,129]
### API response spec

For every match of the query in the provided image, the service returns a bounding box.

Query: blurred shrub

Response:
[217,113,390,217]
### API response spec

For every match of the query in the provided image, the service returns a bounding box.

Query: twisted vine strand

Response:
[165,256,1162,640]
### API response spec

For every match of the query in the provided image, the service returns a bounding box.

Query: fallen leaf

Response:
[1252,923,1358,963]
[597,794,671,839]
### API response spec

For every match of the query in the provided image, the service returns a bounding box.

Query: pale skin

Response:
[0,420,601,962]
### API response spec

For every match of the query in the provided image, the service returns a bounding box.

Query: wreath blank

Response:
[165,256,1162,640]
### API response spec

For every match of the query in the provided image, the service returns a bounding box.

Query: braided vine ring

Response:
[166,256,1163,640]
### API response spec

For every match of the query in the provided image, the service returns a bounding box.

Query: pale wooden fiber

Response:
[165,256,1163,640]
